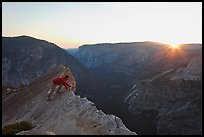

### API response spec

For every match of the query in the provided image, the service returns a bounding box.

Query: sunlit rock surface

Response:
[2,66,136,135]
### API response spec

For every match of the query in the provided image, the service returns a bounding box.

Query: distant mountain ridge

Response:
[2,36,86,92]
[65,48,78,57]
[179,43,202,49]
[70,42,202,135]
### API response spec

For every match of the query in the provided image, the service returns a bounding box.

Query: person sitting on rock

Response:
[47,75,70,101]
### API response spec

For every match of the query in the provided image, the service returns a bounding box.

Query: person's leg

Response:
[47,83,56,100]
[56,84,63,94]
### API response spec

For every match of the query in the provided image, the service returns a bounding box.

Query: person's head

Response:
[64,75,69,80]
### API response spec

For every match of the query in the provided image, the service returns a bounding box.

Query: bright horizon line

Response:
[2,34,202,49]
[2,2,201,49]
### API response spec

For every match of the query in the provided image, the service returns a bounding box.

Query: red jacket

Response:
[52,76,69,89]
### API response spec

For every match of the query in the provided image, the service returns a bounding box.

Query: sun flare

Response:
[171,44,178,48]
[169,44,180,49]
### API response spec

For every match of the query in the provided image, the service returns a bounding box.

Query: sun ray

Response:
[170,44,179,49]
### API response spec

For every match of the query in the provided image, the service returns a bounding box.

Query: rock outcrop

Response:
[16,130,56,135]
[2,66,136,135]
[170,55,202,81]
[124,70,202,135]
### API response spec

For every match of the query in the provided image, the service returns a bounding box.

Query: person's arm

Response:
[63,80,71,91]
[63,82,69,90]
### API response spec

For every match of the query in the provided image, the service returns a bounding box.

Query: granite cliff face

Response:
[71,42,202,135]
[73,42,169,103]
[75,42,163,69]
[2,36,85,90]
[2,66,136,135]
[124,55,202,135]
[170,55,202,81]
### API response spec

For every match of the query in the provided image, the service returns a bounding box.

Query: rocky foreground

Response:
[2,66,136,135]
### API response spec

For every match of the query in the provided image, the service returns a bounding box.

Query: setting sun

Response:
[2,2,202,48]
[170,44,179,49]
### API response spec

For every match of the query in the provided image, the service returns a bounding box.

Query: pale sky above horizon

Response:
[2,2,202,49]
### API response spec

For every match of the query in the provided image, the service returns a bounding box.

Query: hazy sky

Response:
[2,2,202,49]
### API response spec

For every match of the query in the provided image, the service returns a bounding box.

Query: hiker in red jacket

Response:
[47,75,70,101]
